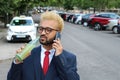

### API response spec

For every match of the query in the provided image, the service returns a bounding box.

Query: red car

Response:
[81,13,95,26]
[89,12,120,30]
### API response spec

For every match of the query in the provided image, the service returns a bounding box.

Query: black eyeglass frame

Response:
[37,26,59,34]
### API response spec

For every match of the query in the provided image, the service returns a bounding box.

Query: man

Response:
[7,11,80,80]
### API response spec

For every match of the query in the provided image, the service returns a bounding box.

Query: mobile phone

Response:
[55,32,61,40]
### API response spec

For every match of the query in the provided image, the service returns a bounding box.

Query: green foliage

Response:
[0,0,120,16]
[0,0,39,16]
[63,0,73,10]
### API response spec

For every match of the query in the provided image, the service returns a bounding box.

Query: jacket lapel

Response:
[33,46,44,80]
[33,46,57,80]
[45,56,57,80]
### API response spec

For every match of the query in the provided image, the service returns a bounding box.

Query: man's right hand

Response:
[14,44,26,64]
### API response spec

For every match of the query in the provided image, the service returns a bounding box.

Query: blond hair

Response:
[40,11,64,32]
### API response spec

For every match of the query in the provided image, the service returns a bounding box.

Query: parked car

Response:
[74,14,85,24]
[81,13,95,26]
[70,14,79,23]
[6,15,38,42]
[89,12,120,30]
[66,14,74,22]
[106,19,120,31]
[57,11,66,21]
[112,25,120,34]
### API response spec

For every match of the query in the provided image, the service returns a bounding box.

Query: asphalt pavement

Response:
[0,59,11,80]
[0,26,11,80]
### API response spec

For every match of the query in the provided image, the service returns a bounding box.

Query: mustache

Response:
[40,35,47,38]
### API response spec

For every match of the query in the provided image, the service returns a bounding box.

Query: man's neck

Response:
[43,45,52,50]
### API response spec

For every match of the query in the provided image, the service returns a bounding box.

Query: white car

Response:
[6,16,38,42]
[107,19,120,31]
[74,14,84,24]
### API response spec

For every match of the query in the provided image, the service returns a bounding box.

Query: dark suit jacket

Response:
[7,45,80,80]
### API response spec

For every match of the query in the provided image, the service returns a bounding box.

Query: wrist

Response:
[13,57,23,64]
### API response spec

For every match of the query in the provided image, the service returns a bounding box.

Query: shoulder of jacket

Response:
[62,50,76,57]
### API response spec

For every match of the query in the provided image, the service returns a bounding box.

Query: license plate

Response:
[16,35,26,38]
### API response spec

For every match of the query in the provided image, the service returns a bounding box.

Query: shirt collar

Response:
[41,45,55,55]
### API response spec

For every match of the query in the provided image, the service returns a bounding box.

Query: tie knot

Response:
[45,51,50,56]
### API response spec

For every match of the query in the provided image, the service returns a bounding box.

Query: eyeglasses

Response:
[37,26,58,34]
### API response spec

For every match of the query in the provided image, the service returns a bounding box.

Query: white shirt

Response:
[40,45,55,68]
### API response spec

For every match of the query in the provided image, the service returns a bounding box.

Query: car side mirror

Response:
[6,24,10,27]
[34,23,38,27]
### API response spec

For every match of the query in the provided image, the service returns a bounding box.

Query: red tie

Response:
[43,51,50,75]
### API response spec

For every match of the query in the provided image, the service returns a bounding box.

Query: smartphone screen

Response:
[55,32,61,40]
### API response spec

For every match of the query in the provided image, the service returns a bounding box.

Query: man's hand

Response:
[14,44,30,64]
[52,38,63,56]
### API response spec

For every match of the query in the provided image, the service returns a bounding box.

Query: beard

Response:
[39,35,55,46]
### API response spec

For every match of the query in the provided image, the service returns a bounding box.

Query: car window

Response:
[109,14,115,18]
[83,14,89,18]
[86,14,91,18]
[95,14,109,18]
[95,13,120,19]
[95,14,101,17]
[109,14,120,19]
[11,19,33,26]
[101,14,109,18]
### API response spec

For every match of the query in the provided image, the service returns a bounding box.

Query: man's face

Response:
[38,20,58,46]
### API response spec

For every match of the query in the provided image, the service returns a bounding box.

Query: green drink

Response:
[15,37,39,62]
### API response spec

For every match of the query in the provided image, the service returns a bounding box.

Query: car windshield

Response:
[11,19,33,26]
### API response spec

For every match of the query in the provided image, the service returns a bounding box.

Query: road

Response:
[62,22,120,80]
[0,21,120,80]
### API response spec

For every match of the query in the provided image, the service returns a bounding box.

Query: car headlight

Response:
[29,29,36,32]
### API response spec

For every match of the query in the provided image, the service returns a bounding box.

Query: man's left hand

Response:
[52,38,63,56]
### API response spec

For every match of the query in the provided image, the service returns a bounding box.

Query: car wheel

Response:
[113,26,119,34]
[77,21,81,25]
[83,22,88,27]
[94,23,101,31]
